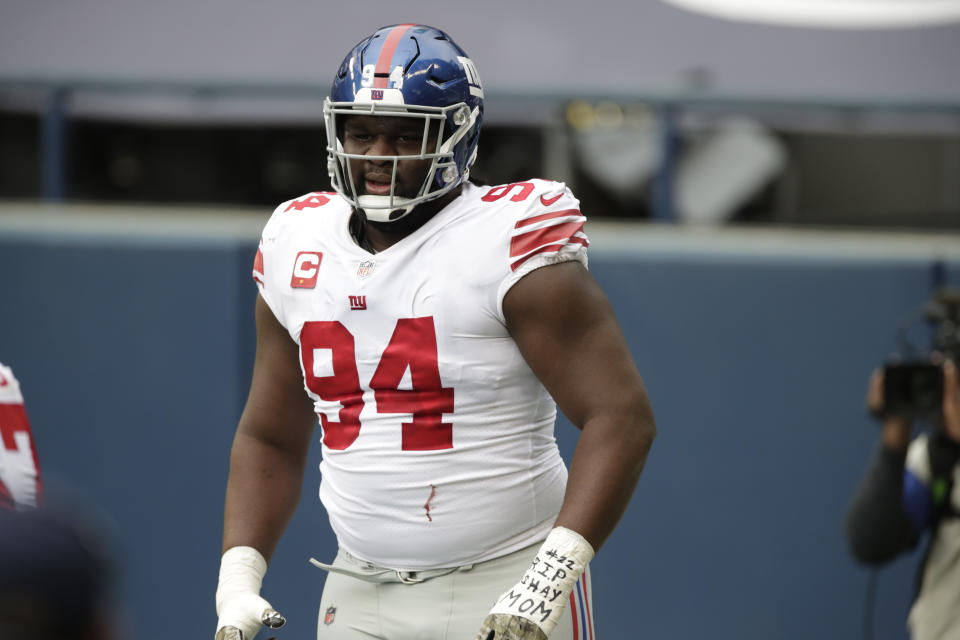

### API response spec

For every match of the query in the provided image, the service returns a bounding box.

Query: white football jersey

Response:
[254,180,589,569]
[0,361,42,509]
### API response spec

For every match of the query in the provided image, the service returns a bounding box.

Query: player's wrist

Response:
[216,545,268,610]
[215,546,285,639]
[488,527,595,637]
[543,526,596,564]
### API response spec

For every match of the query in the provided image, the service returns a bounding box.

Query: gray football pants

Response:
[314,542,595,639]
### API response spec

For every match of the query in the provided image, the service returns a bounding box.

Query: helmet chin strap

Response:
[356,195,417,222]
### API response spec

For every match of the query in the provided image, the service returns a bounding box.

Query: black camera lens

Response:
[883,362,944,419]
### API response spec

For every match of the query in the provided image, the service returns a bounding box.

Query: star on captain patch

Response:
[357,259,376,279]
[324,606,337,625]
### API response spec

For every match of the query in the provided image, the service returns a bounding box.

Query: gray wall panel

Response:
[1,1,959,99]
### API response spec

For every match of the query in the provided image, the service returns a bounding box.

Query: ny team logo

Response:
[349,295,367,311]
[457,56,483,98]
[291,251,323,288]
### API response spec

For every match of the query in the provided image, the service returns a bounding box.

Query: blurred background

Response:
[1,1,959,639]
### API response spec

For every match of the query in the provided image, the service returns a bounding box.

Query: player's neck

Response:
[357,186,462,253]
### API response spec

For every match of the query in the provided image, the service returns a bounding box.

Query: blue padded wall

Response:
[1,230,954,640]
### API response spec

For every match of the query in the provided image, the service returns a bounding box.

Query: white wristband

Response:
[489,527,595,637]
[216,546,268,614]
[215,545,286,640]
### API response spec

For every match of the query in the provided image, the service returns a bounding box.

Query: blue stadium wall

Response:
[1,216,957,640]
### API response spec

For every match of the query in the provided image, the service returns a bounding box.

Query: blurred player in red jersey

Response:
[215,24,657,640]
[0,361,42,510]
[0,363,122,640]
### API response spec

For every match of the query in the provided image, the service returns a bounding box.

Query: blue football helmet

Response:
[324,24,484,221]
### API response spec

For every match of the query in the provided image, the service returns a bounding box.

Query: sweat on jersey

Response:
[253,179,589,570]
[0,362,42,509]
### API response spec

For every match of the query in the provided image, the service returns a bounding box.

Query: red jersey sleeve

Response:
[492,180,590,317]
[0,363,42,509]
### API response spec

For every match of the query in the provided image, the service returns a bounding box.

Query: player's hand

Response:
[473,527,594,640]
[215,546,285,640]
[473,613,548,640]
[215,596,286,640]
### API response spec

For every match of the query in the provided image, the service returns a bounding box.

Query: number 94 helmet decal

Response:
[324,24,484,222]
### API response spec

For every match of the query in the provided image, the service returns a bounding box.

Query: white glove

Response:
[215,546,286,640]
[475,527,595,639]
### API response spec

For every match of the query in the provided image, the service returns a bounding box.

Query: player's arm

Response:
[223,293,316,555]
[216,293,316,640]
[506,260,655,550]
[475,260,655,640]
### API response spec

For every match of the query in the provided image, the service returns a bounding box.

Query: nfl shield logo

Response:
[357,259,375,279]
[324,606,336,625]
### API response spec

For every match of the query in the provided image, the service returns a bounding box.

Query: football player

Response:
[0,361,42,510]
[215,24,656,640]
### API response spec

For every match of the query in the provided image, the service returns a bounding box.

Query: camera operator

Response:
[846,358,960,640]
